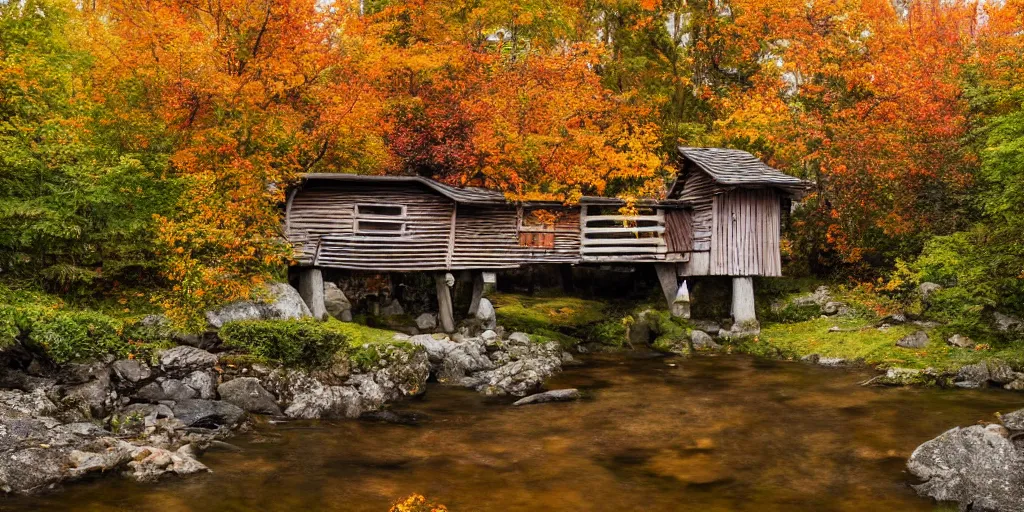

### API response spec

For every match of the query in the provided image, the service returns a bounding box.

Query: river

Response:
[5,354,1023,511]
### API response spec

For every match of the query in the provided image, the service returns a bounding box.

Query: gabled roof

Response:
[675,146,811,195]
[302,173,512,205]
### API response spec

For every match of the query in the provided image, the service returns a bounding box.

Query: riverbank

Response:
[5,354,1023,511]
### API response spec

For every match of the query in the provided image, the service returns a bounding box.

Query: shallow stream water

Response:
[5,354,1024,511]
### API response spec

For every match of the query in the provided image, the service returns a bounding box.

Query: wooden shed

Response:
[665,147,811,332]
[284,147,810,335]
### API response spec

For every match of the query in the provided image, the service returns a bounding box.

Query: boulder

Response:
[629,311,653,346]
[907,424,1024,512]
[863,367,935,386]
[508,332,531,345]
[470,341,563,397]
[918,282,943,301]
[512,388,580,406]
[474,298,497,330]
[111,359,151,384]
[183,371,218,400]
[1000,409,1024,431]
[205,282,311,329]
[170,399,245,428]
[124,444,209,482]
[217,378,282,416]
[987,360,1018,385]
[947,334,973,348]
[993,312,1023,333]
[323,282,352,321]
[896,331,929,349]
[954,362,990,389]
[284,385,362,419]
[63,371,114,419]
[821,301,850,316]
[159,346,218,375]
[415,313,438,331]
[380,299,404,317]
[690,330,721,351]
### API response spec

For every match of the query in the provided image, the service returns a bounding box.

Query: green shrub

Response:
[26,310,127,363]
[219,319,349,368]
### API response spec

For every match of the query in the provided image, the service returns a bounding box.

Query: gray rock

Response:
[415,313,438,331]
[1000,409,1024,431]
[182,371,217,400]
[1005,379,1024,392]
[993,312,1023,333]
[822,301,849,315]
[170,399,244,428]
[471,341,563,397]
[907,424,1024,512]
[217,378,282,416]
[64,371,114,419]
[159,346,217,374]
[816,357,848,367]
[988,360,1018,385]
[160,379,198,401]
[896,331,929,349]
[918,282,943,301]
[480,330,498,343]
[116,403,174,422]
[408,334,458,364]
[508,332,531,345]
[791,286,832,307]
[323,282,352,321]
[379,299,404,317]
[350,344,430,403]
[0,388,58,418]
[690,320,722,334]
[205,282,311,329]
[512,388,580,406]
[284,385,362,419]
[955,362,990,389]
[863,367,932,386]
[474,298,497,330]
[947,334,973,348]
[437,341,494,383]
[690,330,721,351]
[123,443,209,483]
[111,359,151,384]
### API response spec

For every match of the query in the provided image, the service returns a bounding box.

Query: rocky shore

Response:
[0,281,570,496]
[908,408,1024,512]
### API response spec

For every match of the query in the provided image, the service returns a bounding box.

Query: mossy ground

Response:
[744,284,1024,372]
[491,292,616,347]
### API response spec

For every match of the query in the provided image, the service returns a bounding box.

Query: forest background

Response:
[1,0,1022,334]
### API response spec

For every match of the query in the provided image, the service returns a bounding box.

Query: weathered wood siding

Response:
[287,182,454,271]
[664,209,693,254]
[708,189,782,276]
[449,206,580,269]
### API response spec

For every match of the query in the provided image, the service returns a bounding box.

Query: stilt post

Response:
[468,272,484,317]
[729,276,759,335]
[655,263,689,318]
[435,273,455,333]
[298,267,327,320]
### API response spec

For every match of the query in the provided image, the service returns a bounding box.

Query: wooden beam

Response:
[654,263,678,309]
[445,204,457,270]
[435,273,455,333]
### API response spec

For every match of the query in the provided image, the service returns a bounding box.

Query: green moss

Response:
[323,319,401,347]
[646,310,692,354]
[751,316,1024,371]
[492,293,607,331]
[585,319,629,348]
[219,319,349,368]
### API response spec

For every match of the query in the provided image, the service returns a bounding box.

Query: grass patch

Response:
[491,293,608,333]
[750,316,1024,371]
[324,319,401,347]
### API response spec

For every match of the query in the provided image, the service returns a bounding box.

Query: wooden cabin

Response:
[284,147,810,334]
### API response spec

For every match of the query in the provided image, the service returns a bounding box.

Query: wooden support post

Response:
[298,267,327,321]
[435,273,455,333]
[468,272,484,317]
[730,276,759,335]
[654,263,690,318]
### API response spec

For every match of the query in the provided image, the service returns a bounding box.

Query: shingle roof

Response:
[302,173,512,205]
[676,146,811,194]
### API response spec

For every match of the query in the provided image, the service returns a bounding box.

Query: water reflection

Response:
[6,354,1023,512]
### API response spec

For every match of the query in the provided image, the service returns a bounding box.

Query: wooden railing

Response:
[579,206,669,262]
